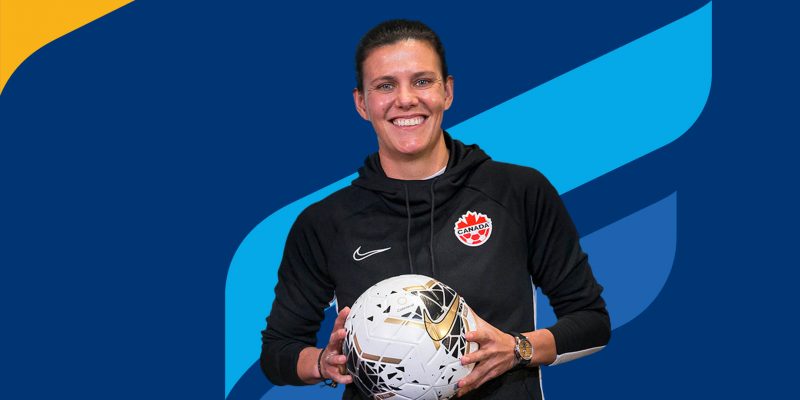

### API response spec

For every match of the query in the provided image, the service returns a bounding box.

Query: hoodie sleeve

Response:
[260,207,335,385]
[526,172,611,365]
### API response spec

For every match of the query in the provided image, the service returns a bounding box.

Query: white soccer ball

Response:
[343,274,478,400]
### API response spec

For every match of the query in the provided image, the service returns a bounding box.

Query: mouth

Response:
[391,115,427,127]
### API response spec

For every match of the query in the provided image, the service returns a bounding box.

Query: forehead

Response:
[362,39,442,79]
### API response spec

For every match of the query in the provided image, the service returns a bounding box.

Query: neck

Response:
[379,134,448,180]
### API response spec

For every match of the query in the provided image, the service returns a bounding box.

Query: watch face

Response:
[519,338,533,360]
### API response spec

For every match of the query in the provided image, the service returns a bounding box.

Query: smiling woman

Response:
[259,19,610,400]
[353,39,454,180]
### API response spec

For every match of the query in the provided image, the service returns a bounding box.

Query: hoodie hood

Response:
[352,132,490,216]
[352,132,490,276]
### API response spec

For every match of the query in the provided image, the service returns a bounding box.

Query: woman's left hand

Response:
[456,311,517,397]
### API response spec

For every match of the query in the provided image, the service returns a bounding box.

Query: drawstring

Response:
[429,179,437,277]
[403,184,415,274]
[403,180,439,277]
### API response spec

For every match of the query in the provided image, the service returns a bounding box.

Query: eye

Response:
[414,79,434,88]
[375,82,395,92]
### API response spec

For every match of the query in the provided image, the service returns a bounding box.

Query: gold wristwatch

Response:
[509,332,533,367]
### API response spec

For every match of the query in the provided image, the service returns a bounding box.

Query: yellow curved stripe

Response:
[0,0,133,95]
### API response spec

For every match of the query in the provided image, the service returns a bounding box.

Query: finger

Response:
[324,356,353,384]
[330,372,353,385]
[459,365,499,397]
[332,306,351,331]
[328,309,351,358]
[325,354,347,365]
[465,329,490,344]
[328,327,346,343]
[457,384,473,398]
[460,348,488,365]
[458,368,480,389]
[323,353,351,381]
[326,366,353,384]
[327,328,347,351]
[458,360,497,390]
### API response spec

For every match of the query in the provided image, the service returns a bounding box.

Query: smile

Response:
[391,116,426,127]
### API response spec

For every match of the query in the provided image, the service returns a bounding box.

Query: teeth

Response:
[393,116,425,126]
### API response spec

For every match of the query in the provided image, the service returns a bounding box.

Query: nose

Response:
[394,83,419,109]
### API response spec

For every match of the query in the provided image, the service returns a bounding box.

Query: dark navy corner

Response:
[1,1,799,399]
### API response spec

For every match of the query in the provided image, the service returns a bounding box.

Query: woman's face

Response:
[354,39,453,160]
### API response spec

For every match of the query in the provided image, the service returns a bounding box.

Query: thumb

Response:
[333,306,351,331]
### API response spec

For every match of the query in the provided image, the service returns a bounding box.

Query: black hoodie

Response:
[261,133,610,399]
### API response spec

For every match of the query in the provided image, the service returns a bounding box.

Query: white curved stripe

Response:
[549,345,606,366]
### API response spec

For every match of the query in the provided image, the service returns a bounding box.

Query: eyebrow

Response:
[369,71,438,86]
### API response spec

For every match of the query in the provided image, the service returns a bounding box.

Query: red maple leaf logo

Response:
[457,211,486,229]
[454,211,493,247]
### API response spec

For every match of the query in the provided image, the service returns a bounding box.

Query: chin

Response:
[393,138,431,156]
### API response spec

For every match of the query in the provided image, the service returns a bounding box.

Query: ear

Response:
[353,88,370,121]
[443,75,454,111]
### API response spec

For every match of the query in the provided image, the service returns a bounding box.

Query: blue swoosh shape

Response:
[536,192,677,329]
[226,3,710,396]
[449,6,711,193]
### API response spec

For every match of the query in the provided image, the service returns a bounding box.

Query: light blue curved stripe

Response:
[451,3,711,193]
[225,3,711,396]
[259,383,344,400]
[259,311,344,400]
[536,192,677,329]
[225,174,355,396]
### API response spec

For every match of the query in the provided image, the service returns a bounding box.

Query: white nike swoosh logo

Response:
[352,246,391,261]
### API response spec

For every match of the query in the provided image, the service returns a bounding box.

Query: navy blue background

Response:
[1,1,797,398]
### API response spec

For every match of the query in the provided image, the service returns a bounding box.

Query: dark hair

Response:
[355,19,448,92]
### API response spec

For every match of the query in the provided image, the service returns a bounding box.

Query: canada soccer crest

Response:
[454,211,493,247]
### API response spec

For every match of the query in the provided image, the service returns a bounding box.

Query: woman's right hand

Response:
[317,306,352,385]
